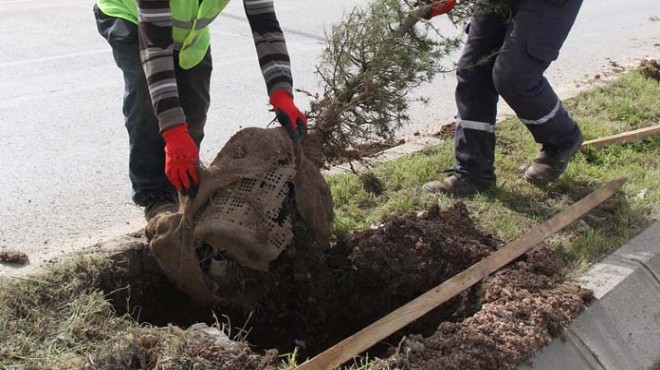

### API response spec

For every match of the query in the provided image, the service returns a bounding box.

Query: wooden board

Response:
[582,125,660,149]
[295,177,627,370]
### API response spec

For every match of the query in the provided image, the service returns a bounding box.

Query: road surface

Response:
[1,0,659,275]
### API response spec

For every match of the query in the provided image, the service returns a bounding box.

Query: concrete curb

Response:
[519,221,660,370]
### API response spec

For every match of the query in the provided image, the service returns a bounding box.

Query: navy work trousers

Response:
[453,0,583,184]
[94,6,212,206]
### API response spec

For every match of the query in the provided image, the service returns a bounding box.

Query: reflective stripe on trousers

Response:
[453,0,583,183]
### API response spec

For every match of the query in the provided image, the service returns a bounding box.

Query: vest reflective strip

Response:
[458,119,495,133]
[172,19,193,29]
[520,100,561,125]
[172,17,217,31]
[182,34,201,50]
[196,16,218,29]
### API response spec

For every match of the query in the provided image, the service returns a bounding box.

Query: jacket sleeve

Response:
[136,0,186,132]
[243,0,293,96]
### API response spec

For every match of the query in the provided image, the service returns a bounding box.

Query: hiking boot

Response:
[524,132,584,184]
[423,172,494,196]
[144,198,178,221]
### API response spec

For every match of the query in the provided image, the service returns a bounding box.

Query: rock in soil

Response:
[0,250,29,265]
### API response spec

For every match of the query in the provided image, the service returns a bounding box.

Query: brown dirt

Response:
[335,139,406,164]
[101,203,500,359]
[0,250,29,265]
[98,202,591,369]
[387,248,593,370]
[93,199,590,369]
[640,59,660,81]
[89,325,280,370]
[242,202,501,357]
[431,121,456,140]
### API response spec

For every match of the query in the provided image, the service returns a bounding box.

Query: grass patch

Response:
[0,258,130,369]
[0,257,281,370]
[330,67,660,274]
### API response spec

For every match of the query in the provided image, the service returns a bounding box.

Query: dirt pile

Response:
[99,202,591,369]
[89,325,279,370]
[102,203,501,358]
[239,202,500,356]
[387,248,593,370]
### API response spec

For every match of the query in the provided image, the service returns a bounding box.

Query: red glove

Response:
[270,90,308,140]
[162,123,199,196]
[429,0,456,18]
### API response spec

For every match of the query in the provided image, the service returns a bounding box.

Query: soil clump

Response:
[0,250,29,265]
[640,59,660,81]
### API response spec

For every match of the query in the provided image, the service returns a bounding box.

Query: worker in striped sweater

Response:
[93,0,306,220]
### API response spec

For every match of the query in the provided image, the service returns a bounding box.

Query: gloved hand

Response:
[425,0,456,18]
[269,90,308,140]
[162,123,199,197]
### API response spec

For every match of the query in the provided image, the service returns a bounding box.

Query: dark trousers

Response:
[454,0,583,184]
[94,6,212,206]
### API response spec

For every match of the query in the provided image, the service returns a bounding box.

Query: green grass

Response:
[0,257,285,370]
[329,69,660,274]
[0,258,131,370]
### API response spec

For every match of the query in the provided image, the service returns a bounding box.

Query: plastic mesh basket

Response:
[197,165,297,270]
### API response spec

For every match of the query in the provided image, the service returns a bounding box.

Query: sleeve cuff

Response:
[268,82,293,98]
[158,108,187,133]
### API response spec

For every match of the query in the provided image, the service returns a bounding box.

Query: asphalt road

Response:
[1,0,659,275]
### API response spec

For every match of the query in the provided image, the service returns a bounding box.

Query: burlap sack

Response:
[145,127,333,304]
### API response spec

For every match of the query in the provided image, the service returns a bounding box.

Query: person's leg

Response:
[424,7,507,194]
[492,0,584,182]
[94,5,176,209]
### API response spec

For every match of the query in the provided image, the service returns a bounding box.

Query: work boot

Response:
[144,197,178,221]
[423,171,494,196]
[524,132,584,184]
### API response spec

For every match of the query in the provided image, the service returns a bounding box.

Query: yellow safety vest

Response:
[96,0,230,69]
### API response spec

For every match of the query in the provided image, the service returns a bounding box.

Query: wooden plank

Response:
[295,177,627,370]
[582,125,660,149]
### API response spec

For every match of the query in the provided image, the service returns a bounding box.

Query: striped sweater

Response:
[137,0,293,132]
